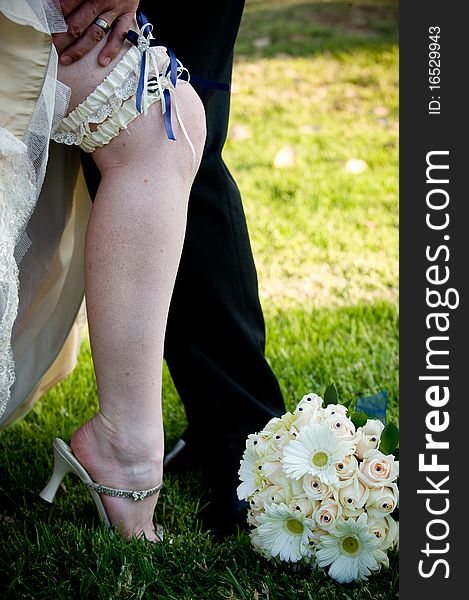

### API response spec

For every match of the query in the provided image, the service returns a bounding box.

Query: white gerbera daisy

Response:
[282,422,355,484]
[237,447,268,500]
[256,502,315,562]
[316,514,387,583]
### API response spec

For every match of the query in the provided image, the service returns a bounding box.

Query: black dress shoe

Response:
[200,491,249,539]
[163,430,202,473]
[164,431,249,538]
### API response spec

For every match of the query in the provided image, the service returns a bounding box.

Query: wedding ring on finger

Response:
[94,17,111,34]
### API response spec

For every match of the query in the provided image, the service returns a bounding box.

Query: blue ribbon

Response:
[126,29,160,114]
[127,11,230,142]
[163,89,175,140]
[126,15,179,140]
[166,47,178,87]
[158,47,178,141]
[136,11,147,29]
[190,75,230,92]
[135,49,146,114]
[355,390,388,424]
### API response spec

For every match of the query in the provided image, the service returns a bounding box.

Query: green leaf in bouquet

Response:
[350,411,368,428]
[379,421,399,455]
[324,383,338,406]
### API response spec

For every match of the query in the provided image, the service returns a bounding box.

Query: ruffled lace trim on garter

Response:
[51,22,197,175]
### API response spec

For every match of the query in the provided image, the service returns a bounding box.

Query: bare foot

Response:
[70,413,164,541]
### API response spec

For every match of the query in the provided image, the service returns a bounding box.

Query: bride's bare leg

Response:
[56,30,206,541]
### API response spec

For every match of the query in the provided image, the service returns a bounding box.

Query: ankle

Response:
[72,412,164,466]
[101,409,162,446]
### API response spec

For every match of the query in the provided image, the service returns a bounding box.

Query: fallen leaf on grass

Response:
[229,124,252,141]
[253,36,271,49]
[274,145,296,168]
[345,158,368,173]
[300,124,321,135]
[373,106,390,116]
[285,68,299,79]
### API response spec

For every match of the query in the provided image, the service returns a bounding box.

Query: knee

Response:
[92,84,206,177]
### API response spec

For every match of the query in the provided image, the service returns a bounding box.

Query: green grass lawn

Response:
[0,1,398,597]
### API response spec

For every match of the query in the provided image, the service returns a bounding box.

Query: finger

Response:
[64,1,111,43]
[53,4,104,55]
[60,11,116,65]
[59,0,88,18]
[97,12,134,66]
[56,1,138,52]
[53,31,74,54]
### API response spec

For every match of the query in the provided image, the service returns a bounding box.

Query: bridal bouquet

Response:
[237,386,399,584]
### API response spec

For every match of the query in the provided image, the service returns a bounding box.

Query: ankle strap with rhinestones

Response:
[83,481,163,501]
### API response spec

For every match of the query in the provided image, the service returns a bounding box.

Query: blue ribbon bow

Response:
[127,12,231,141]
[126,13,177,140]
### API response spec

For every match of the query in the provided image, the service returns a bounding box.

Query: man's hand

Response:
[53,0,139,67]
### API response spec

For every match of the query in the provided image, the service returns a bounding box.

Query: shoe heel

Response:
[39,441,73,503]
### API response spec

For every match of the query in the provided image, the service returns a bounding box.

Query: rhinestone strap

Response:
[83,480,163,501]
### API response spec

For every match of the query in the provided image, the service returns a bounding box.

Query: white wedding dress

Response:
[0,0,91,430]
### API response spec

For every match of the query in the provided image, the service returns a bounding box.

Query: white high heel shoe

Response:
[39,437,164,540]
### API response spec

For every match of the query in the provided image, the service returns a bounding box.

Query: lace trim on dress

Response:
[0,0,69,420]
[0,130,37,419]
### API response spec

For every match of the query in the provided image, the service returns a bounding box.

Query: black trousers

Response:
[82,0,285,508]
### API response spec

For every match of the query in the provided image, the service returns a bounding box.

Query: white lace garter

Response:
[51,21,197,174]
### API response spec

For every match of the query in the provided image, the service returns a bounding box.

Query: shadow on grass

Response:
[237,0,398,58]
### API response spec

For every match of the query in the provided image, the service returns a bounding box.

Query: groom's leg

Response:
[144,1,286,527]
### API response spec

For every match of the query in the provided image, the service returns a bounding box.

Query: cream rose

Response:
[323,403,348,418]
[365,483,399,518]
[293,403,322,429]
[358,449,399,487]
[303,474,333,501]
[246,433,271,454]
[261,412,297,435]
[314,498,343,530]
[260,414,300,458]
[289,496,318,518]
[248,492,266,512]
[261,458,287,486]
[247,508,263,527]
[368,515,399,552]
[262,484,290,506]
[326,414,356,443]
[265,427,297,455]
[337,476,370,517]
[355,419,385,459]
[335,454,359,480]
[297,393,323,412]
